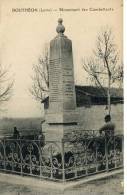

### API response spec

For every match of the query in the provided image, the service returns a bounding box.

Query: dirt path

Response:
[0,173,123,195]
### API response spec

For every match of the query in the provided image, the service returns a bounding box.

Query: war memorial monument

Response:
[44,18,80,142]
[0,18,123,185]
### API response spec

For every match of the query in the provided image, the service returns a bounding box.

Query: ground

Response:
[0,173,123,195]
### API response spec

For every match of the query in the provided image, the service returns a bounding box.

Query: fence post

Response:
[114,136,117,168]
[20,139,23,176]
[39,140,42,179]
[105,137,109,172]
[122,135,124,166]
[95,138,98,172]
[61,140,65,182]
[50,145,53,179]
[30,149,32,175]
[3,139,6,170]
[85,139,88,175]
[74,156,77,179]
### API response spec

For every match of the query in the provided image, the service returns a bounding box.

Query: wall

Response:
[77,104,123,134]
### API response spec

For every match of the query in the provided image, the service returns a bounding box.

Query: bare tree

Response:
[0,64,14,110]
[83,28,123,115]
[30,45,49,103]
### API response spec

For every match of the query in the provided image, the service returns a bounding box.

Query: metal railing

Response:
[0,133,123,182]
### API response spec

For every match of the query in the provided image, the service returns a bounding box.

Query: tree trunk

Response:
[107,75,111,115]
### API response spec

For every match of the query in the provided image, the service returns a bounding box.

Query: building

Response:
[42,85,123,109]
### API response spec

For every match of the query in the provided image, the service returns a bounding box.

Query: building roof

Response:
[75,85,123,98]
[42,85,123,108]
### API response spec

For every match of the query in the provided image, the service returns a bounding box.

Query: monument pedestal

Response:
[46,110,78,124]
[43,110,80,142]
[44,123,80,142]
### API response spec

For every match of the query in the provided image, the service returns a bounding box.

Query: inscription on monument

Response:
[50,58,61,102]
[62,59,75,102]
[49,57,75,106]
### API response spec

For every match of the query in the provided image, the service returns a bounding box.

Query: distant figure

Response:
[99,115,115,137]
[38,130,43,140]
[38,130,45,146]
[13,126,20,139]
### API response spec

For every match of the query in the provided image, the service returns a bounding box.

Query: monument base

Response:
[42,122,83,142]
[45,110,79,124]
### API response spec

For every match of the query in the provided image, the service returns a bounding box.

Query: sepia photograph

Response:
[0,0,124,194]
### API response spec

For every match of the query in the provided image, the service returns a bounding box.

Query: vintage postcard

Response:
[0,0,123,194]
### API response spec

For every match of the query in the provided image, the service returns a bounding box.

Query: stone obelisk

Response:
[44,18,79,142]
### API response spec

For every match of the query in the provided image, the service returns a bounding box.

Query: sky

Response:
[0,0,123,118]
